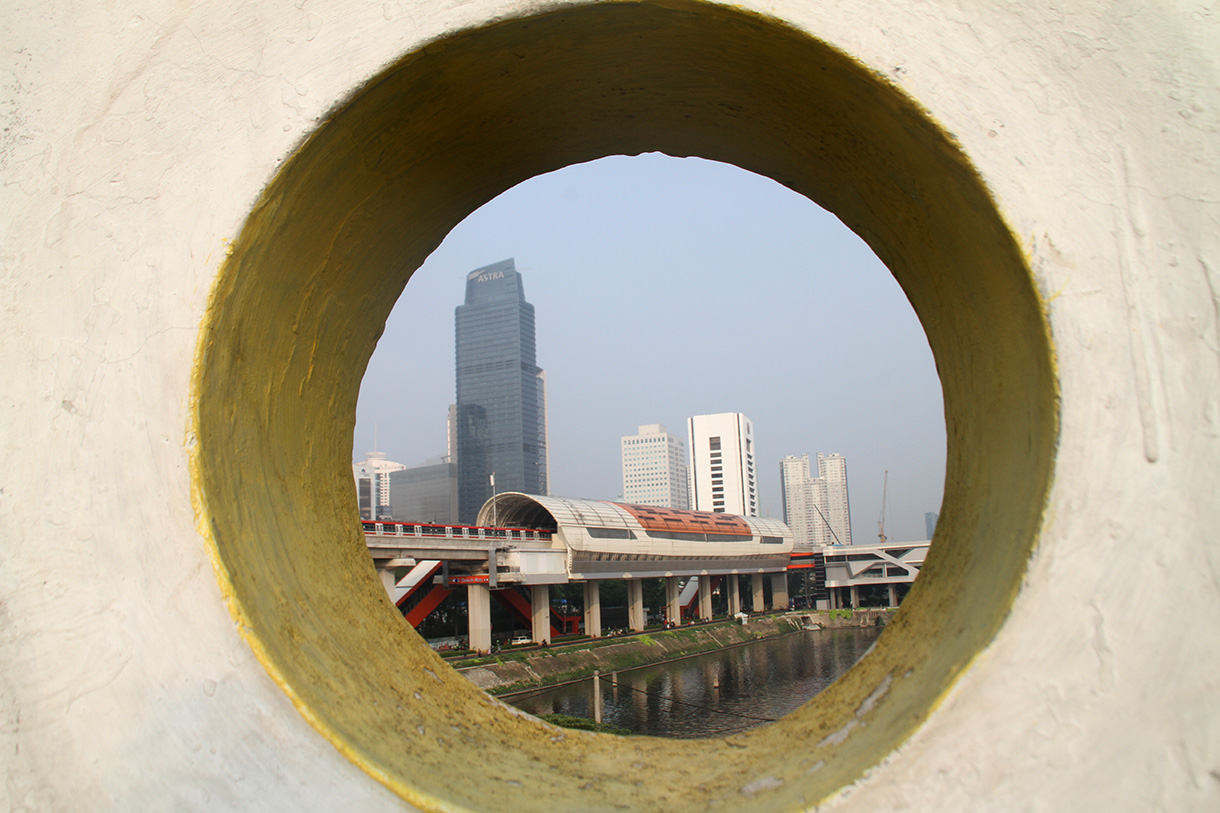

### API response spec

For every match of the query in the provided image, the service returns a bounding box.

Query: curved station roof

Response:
[477,493,790,541]
[476,494,791,581]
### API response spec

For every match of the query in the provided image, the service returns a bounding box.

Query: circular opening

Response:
[191,2,1057,809]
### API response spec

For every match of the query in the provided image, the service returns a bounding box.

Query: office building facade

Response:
[388,458,458,525]
[454,259,548,523]
[621,424,690,509]
[687,412,757,515]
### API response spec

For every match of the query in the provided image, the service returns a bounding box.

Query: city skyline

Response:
[353,153,945,543]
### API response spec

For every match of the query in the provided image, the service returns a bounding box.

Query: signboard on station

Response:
[447,574,490,586]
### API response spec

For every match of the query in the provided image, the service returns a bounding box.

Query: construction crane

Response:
[877,470,889,544]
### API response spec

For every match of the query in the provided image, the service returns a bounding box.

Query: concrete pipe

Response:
[3,1,1217,809]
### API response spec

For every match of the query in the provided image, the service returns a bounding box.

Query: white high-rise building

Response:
[352,451,407,520]
[818,452,852,546]
[780,451,853,547]
[621,424,689,509]
[687,412,758,516]
[780,455,816,549]
[810,476,832,545]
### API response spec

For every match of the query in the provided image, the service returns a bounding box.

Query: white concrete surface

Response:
[2,1,1217,809]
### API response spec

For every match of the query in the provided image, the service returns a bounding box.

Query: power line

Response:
[812,500,844,546]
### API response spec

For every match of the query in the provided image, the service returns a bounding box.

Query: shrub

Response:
[538,713,631,736]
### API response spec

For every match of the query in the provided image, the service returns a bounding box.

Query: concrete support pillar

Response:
[751,574,765,613]
[698,575,713,621]
[378,569,396,599]
[727,575,741,616]
[583,581,601,639]
[592,671,602,724]
[771,573,789,611]
[888,583,898,608]
[850,585,860,609]
[627,579,645,632]
[531,584,551,645]
[665,577,681,625]
[467,583,492,654]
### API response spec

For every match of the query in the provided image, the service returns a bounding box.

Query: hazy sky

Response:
[354,153,945,543]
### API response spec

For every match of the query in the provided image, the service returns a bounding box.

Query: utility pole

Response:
[877,470,889,544]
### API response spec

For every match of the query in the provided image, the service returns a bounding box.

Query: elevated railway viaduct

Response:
[366,493,930,651]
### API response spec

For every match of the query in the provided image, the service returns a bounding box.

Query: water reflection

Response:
[510,627,883,739]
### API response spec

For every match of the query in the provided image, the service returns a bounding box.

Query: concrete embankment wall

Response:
[457,610,889,695]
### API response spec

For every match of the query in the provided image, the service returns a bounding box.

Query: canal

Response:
[508,626,883,739]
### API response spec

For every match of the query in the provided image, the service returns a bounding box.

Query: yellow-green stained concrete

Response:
[191,2,1056,809]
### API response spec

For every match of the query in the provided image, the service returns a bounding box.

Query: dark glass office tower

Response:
[455,259,548,523]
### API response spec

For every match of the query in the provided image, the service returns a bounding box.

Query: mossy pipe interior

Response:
[191,1,1057,809]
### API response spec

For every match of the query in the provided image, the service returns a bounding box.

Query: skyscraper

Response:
[388,457,458,524]
[780,455,816,549]
[621,424,690,509]
[454,259,548,523]
[687,412,757,515]
[817,452,852,546]
[352,451,407,520]
[925,511,939,540]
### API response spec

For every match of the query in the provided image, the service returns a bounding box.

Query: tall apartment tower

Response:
[621,424,690,509]
[687,412,758,515]
[454,259,548,524]
[780,455,816,550]
[817,452,852,546]
[780,451,853,547]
